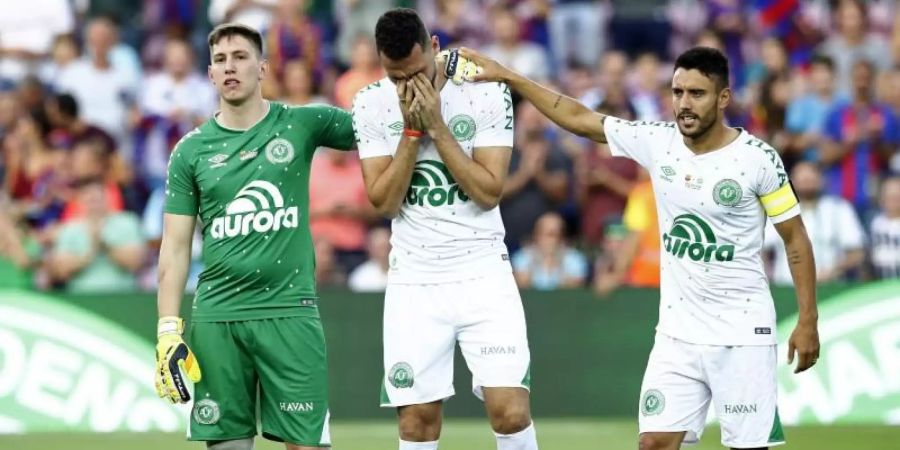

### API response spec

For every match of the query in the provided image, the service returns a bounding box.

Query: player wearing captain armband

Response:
[461,46,820,450]
[155,23,355,450]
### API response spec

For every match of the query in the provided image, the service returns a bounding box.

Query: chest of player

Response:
[381,100,480,160]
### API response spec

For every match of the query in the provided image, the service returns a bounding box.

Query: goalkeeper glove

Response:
[155,316,202,404]
[437,48,482,85]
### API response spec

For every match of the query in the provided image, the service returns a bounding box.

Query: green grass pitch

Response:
[4,419,896,449]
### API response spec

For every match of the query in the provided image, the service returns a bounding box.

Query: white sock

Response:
[399,439,438,450]
[495,422,538,450]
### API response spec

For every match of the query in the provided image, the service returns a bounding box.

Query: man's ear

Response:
[259,58,269,81]
[719,87,732,111]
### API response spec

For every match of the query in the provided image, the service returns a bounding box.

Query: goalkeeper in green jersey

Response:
[154,23,355,450]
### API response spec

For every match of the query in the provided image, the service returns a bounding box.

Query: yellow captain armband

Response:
[760,183,798,217]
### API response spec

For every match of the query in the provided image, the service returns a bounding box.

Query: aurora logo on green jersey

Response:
[405,160,469,207]
[662,214,735,262]
[211,180,299,239]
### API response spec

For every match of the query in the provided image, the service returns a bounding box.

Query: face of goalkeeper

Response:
[379,36,441,87]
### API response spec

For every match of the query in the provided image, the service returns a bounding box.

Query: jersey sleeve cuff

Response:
[767,203,800,224]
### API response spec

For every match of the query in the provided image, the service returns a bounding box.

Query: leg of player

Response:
[397,400,443,449]
[638,431,686,450]
[207,439,255,450]
[483,387,537,450]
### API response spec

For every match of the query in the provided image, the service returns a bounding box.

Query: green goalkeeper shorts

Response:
[187,316,330,446]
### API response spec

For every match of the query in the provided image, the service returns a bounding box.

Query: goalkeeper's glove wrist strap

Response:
[158,316,184,337]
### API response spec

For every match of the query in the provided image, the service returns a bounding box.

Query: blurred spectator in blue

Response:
[135,38,216,191]
[765,161,866,285]
[333,36,382,109]
[141,187,203,292]
[280,59,330,106]
[483,5,550,82]
[785,54,839,164]
[47,177,146,293]
[870,176,900,279]
[38,35,80,89]
[744,36,789,89]
[348,227,391,293]
[0,209,41,290]
[705,0,749,90]
[0,0,74,84]
[501,123,570,253]
[548,0,607,71]
[608,0,671,59]
[267,0,326,84]
[817,0,891,96]
[820,59,899,218]
[209,0,278,32]
[334,0,394,67]
[512,211,588,290]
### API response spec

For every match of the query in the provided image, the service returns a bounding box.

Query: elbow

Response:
[473,194,501,210]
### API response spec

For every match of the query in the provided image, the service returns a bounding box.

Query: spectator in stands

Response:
[431,0,489,48]
[630,52,664,121]
[60,138,125,222]
[785,54,839,164]
[483,6,550,81]
[333,35,382,109]
[870,176,900,279]
[608,0,671,59]
[348,227,391,293]
[500,129,570,253]
[266,0,324,82]
[745,37,789,89]
[0,210,41,289]
[44,93,116,154]
[314,238,346,288]
[594,169,660,296]
[547,0,606,70]
[0,0,74,83]
[818,0,891,96]
[208,0,277,32]
[750,72,792,161]
[279,59,329,106]
[136,38,216,190]
[334,0,393,67]
[309,149,377,272]
[765,161,866,285]
[512,211,588,290]
[590,220,628,293]
[47,177,145,293]
[820,59,899,218]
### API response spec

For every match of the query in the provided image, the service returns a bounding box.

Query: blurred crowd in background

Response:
[1,0,900,296]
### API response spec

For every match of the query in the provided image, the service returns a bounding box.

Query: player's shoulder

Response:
[284,100,343,120]
[608,118,679,136]
[735,129,780,163]
[170,125,208,160]
[352,77,393,108]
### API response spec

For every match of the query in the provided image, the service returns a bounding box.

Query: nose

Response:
[224,57,237,73]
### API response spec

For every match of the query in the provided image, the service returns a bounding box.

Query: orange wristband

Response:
[403,129,424,138]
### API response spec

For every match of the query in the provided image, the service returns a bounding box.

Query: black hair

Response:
[809,54,835,72]
[208,23,264,56]
[674,46,730,91]
[54,93,78,118]
[375,8,430,60]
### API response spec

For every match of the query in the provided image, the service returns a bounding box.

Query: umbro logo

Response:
[208,154,229,168]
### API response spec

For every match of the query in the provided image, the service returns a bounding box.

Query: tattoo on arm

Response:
[787,248,803,266]
[553,95,561,109]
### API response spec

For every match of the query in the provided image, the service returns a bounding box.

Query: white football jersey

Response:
[605,118,800,345]
[352,78,514,283]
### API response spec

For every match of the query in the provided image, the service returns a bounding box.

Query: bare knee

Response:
[638,433,682,450]
[488,403,532,435]
[398,402,442,441]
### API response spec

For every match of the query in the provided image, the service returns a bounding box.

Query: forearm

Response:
[366,136,420,217]
[432,127,505,209]
[504,71,605,142]
[157,240,192,318]
[785,234,818,324]
[51,252,94,280]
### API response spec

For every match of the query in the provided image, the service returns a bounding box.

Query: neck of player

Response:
[682,121,740,155]
[217,96,270,130]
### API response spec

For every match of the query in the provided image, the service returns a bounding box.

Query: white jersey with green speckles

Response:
[352,78,515,284]
[604,118,800,345]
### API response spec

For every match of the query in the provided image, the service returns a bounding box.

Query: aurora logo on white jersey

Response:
[211,180,299,239]
[662,214,735,262]
[405,160,469,207]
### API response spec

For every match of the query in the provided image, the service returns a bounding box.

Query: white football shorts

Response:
[381,273,531,407]
[638,333,785,448]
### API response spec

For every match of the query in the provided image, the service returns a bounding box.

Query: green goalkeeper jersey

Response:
[164,102,355,322]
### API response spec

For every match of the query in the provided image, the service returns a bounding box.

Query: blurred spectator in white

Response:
[55,16,139,155]
[483,5,550,82]
[136,38,216,190]
[630,52,664,121]
[765,161,866,285]
[280,59,329,106]
[548,0,607,71]
[817,0,891,96]
[309,149,377,272]
[0,0,74,83]
[334,0,393,67]
[47,177,145,293]
[266,0,325,83]
[141,187,203,292]
[513,211,587,290]
[38,35,80,88]
[0,209,41,289]
[209,0,278,32]
[785,54,839,164]
[333,35,382,109]
[348,227,391,293]
[870,176,900,279]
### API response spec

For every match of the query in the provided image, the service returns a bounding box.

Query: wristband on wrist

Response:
[157,316,184,336]
[403,129,424,138]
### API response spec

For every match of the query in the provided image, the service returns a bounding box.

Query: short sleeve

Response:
[472,82,514,148]
[511,248,533,273]
[563,249,588,279]
[351,90,392,159]
[103,213,146,247]
[836,200,865,249]
[301,104,356,151]
[603,118,670,168]
[163,135,200,216]
[753,138,800,224]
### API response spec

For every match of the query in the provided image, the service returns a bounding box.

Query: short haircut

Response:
[54,93,79,118]
[207,23,264,56]
[375,8,430,60]
[674,46,730,91]
[809,54,835,72]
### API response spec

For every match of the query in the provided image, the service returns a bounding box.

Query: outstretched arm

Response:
[460,47,608,143]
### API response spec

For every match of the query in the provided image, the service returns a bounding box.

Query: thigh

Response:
[706,345,783,449]
[249,317,331,447]
[457,274,531,401]
[638,334,711,445]
[188,322,257,441]
[382,283,457,407]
